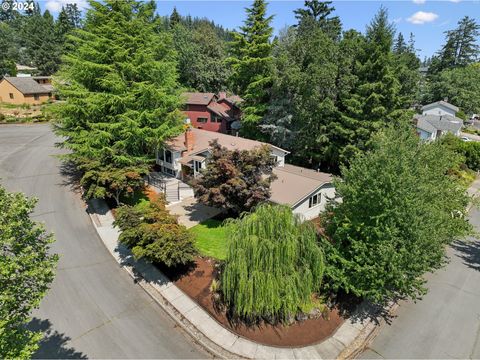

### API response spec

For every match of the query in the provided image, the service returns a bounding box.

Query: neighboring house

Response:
[15,63,38,77]
[0,76,54,105]
[415,101,463,141]
[182,92,242,135]
[156,127,334,220]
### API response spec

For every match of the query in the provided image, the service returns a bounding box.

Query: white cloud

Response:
[407,11,439,25]
[45,0,88,13]
[412,0,426,4]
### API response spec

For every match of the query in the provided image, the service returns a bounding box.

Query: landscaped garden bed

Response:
[158,256,347,347]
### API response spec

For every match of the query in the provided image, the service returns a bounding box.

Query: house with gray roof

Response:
[415,101,463,141]
[0,76,54,105]
[156,127,334,220]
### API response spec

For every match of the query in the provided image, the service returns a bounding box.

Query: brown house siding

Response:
[0,79,51,105]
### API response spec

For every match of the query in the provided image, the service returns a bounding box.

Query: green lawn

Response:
[189,219,228,260]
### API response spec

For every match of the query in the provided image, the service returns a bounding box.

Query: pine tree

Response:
[169,6,181,28]
[0,22,18,76]
[431,16,480,73]
[228,0,274,138]
[53,0,184,204]
[294,0,341,40]
[393,32,407,54]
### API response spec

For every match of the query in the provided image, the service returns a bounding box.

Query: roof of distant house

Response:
[415,113,463,134]
[166,127,288,156]
[271,164,333,207]
[2,76,50,95]
[15,63,37,71]
[207,102,230,118]
[422,100,459,113]
[182,92,216,106]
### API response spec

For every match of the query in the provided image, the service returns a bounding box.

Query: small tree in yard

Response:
[0,185,58,359]
[191,140,277,215]
[80,160,148,206]
[322,123,472,304]
[221,204,325,323]
[114,196,196,267]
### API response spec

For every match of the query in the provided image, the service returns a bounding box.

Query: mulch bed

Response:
[158,256,348,347]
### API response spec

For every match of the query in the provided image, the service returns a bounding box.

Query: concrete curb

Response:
[87,198,393,359]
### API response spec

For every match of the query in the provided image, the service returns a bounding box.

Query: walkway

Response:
[168,196,223,229]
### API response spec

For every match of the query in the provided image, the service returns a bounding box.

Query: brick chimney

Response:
[185,128,195,152]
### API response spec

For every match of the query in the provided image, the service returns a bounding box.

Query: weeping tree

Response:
[221,204,325,323]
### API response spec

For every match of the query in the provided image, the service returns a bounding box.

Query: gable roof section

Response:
[2,76,50,95]
[270,164,333,207]
[207,102,230,118]
[182,92,215,106]
[422,101,459,113]
[415,114,463,134]
[165,127,289,155]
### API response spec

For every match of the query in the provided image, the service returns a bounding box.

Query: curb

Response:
[87,198,393,359]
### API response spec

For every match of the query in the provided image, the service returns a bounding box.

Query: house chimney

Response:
[219,91,227,100]
[185,128,195,152]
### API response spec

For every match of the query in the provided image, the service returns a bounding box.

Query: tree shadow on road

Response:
[28,317,87,359]
[57,161,83,194]
[451,238,480,272]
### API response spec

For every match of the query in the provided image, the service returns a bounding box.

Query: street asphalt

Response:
[361,208,480,358]
[0,124,207,359]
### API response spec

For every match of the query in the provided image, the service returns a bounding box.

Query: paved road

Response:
[0,124,206,359]
[361,207,480,359]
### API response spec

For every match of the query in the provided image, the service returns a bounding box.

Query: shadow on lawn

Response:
[28,318,87,359]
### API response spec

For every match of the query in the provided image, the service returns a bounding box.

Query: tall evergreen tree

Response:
[294,0,341,40]
[169,6,180,28]
[52,0,184,203]
[0,22,18,75]
[393,32,421,107]
[430,16,480,74]
[228,0,274,138]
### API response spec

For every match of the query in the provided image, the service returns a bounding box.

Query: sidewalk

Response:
[87,198,393,359]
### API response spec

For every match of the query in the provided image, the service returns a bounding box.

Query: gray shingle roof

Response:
[422,101,459,113]
[3,77,50,95]
[415,114,463,134]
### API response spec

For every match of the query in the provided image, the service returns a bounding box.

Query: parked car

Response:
[461,136,472,142]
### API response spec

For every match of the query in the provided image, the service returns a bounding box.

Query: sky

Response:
[40,0,480,59]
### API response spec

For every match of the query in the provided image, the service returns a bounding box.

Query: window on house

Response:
[9,93,14,99]
[194,161,202,173]
[164,149,172,164]
[34,94,39,100]
[308,193,321,208]
[197,117,208,123]
[211,115,222,123]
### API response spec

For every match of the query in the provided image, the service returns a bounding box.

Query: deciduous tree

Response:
[191,139,277,215]
[222,204,325,323]
[322,123,472,303]
[0,185,58,359]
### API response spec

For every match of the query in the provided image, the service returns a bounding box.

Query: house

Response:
[182,92,242,135]
[415,101,463,141]
[156,127,334,220]
[0,76,54,105]
[15,64,38,77]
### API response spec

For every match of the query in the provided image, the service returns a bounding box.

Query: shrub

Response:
[221,204,325,323]
[322,124,472,304]
[114,197,196,267]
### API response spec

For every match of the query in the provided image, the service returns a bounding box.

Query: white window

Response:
[308,193,321,208]
[197,117,208,123]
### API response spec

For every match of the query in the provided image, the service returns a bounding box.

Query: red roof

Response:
[182,92,215,105]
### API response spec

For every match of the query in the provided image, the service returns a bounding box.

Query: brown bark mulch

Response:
[158,257,346,347]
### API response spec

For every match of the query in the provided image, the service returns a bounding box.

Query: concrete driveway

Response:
[361,207,480,359]
[0,124,206,359]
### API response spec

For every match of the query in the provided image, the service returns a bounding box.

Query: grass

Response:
[189,219,228,260]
